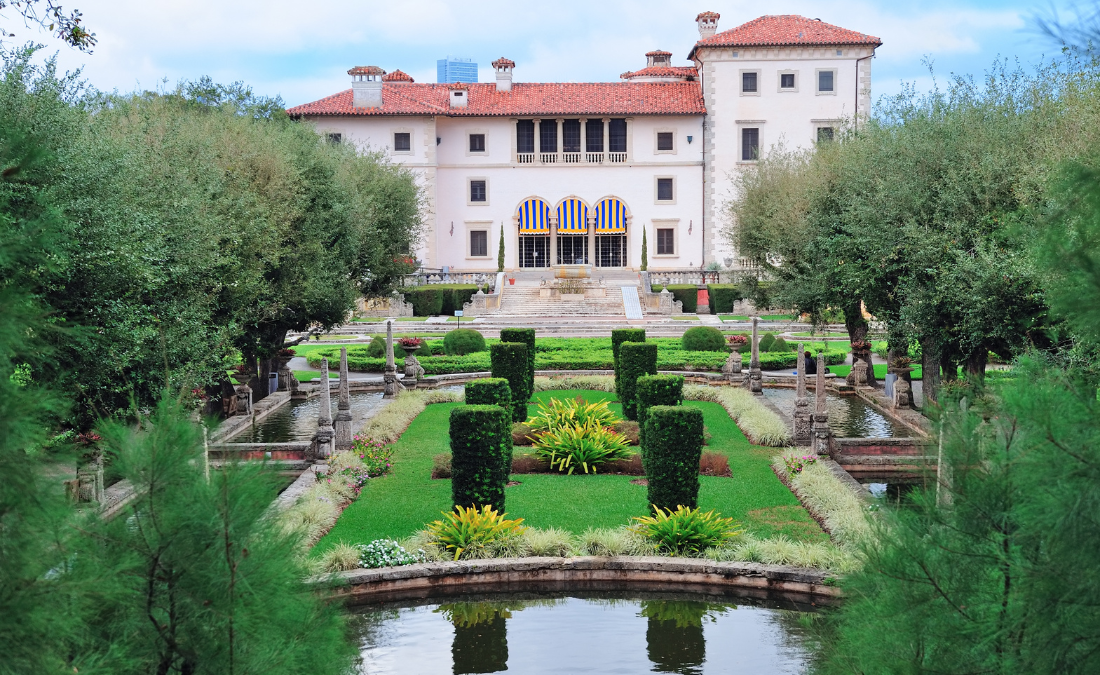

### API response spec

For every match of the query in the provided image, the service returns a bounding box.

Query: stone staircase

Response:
[498,285,637,316]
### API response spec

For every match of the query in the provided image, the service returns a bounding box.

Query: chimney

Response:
[492,57,515,92]
[645,50,672,68]
[349,66,385,108]
[696,11,720,39]
[449,82,469,109]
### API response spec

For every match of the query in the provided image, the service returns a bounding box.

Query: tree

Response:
[640,227,648,271]
[497,222,505,272]
[0,0,95,50]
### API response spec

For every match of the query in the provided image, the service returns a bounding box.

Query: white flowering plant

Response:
[355,539,428,569]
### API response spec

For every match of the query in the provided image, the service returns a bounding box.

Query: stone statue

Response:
[811,352,831,455]
[721,351,743,383]
[794,342,812,442]
[893,377,912,409]
[334,348,353,452]
[748,317,763,395]
[846,359,870,387]
[314,358,335,459]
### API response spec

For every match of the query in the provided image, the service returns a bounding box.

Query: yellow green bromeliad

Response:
[426,505,527,560]
[530,418,634,474]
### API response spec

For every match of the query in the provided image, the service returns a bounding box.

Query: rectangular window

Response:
[818,70,834,92]
[562,119,581,153]
[469,133,485,152]
[539,119,557,153]
[742,71,757,93]
[742,128,759,161]
[780,73,795,89]
[470,230,487,257]
[656,132,674,151]
[516,120,535,153]
[470,180,487,203]
[817,127,835,143]
[394,132,411,152]
[586,119,604,152]
[656,228,675,255]
[609,119,627,152]
[657,178,674,202]
[326,132,342,144]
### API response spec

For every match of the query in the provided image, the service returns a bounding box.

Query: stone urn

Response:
[402,344,424,385]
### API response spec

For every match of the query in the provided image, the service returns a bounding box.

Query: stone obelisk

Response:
[794,342,811,443]
[315,358,335,458]
[748,316,763,395]
[811,352,830,455]
[334,347,353,451]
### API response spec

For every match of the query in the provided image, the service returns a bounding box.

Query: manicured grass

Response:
[719,315,750,321]
[721,315,797,321]
[293,370,336,381]
[789,332,852,338]
[316,389,826,553]
[829,364,924,380]
[351,317,384,322]
[315,335,367,341]
[672,316,701,321]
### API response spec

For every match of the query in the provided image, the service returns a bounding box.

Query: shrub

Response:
[449,405,512,511]
[632,506,742,556]
[465,378,511,409]
[530,420,635,474]
[618,342,659,420]
[699,452,731,477]
[707,284,742,314]
[404,287,444,316]
[431,453,452,479]
[525,396,619,434]
[439,285,480,315]
[490,342,530,423]
[353,539,428,569]
[636,374,684,455]
[652,284,698,313]
[612,328,645,394]
[644,405,704,511]
[499,328,536,396]
[758,333,776,352]
[426,505,527,560]
[681,326,727,352]
[366,336,406,359]
[511,423,534,446]
[770,336,790,353]
[443,328,486,355]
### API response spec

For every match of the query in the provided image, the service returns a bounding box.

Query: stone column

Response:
[382,320,404,399]
[794,342,811,442]
[534,119,542,162]
[315,357,335,459]
[748,317,762,395]
[333,347,353,452]
[811,352,831,456]
[587,215,596,267]
[550,216,558,266]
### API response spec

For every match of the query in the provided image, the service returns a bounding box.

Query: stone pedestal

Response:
[811,352,831,455]
[334,348,353,452]
[235,384,252,414]
[748,317,762,395]
[793,343,811,442]
[721,351,743,383]
[76,459,104,503]
[314,358,335,459]
[846,358,870,387]
[893,377,912,409]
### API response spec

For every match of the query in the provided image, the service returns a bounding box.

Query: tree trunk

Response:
[921,336,942,405]
[845,299,877,386]
[965,349,988,385]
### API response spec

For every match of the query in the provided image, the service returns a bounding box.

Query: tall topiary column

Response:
[618,342,658,421]
[465,378,514,475]
[450,405,511,512]
[612,328,646,395]
[490,342,530,423]
[636,374,684,461]
[499,328,536,399]
[644,406,704,511]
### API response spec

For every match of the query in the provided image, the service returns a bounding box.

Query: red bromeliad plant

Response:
[397,337,423,349]
[726,334,748,347]
[850,340,872,352]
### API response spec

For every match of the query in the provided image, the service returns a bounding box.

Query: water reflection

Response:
[641,601,728,675]
[231,391,383,443]
[763,388,912,438]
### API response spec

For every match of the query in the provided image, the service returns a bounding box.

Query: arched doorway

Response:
[556,196,589,265]
[593,197,629,268]
[516,197,551,268]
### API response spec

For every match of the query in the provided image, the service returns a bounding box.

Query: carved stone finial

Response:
[749,317,762,395]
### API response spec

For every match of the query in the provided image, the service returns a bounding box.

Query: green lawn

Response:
[719,315,750,321]
[316,389,826,553]
[293,370,336,381]
[789,332,852,338]
[829,364,924,380]
[672,316,701,321]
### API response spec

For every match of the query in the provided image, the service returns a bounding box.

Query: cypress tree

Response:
[497,224,506,272]
[640,228,648,271]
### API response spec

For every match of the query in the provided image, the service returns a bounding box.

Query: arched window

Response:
[516,197,551,268]
[593,197,630,267]
[556,197,589,264]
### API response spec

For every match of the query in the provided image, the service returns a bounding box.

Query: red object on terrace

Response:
[690,14,881,56]
[697,289,710,308]
[286,81,706,117]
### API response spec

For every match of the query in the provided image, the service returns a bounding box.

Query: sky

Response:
[3,0,1090,110]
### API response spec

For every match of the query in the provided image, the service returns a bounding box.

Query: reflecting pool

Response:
[763,388,912,438]
[230,391,383,443]
[353,592,818,674]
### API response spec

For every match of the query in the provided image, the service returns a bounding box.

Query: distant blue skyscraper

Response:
[437,56,478,83]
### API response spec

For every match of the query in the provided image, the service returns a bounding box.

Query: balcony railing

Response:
[608,152,628,163]
[540,152,558,163]
[514,151,630,165]
[517,152,535,164]
[562,152,582,163]
[585,152,603,163]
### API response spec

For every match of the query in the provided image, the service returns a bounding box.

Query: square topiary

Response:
[611,328,646,394]
[450,405,512,512]
[490,342,530,423]
[636,374,684,458]
[644,406,704,512]
[706,283,742,314]
[499,328,536,396]
[618,342,658,421]
[405,287,444,316]
[465,378,512,409]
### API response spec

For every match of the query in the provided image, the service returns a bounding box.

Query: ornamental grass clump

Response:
[632,506,743,556]
[426,505,527,560]
[683,385,791,446]
[530,419,634,474]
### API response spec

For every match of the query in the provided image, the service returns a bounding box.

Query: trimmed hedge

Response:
[443,328,486,355]
[618,342,658,421]
[653,284,698,313]
[450,405,511,512]
[636,374,684,458]
[770,336,791,353]
[490,342,530,423]
[644,405,704,512]
[403,284,480,316]
[366,336,406,359]
[758,333,776,353]
[611,328,645,394]
[464,378,511,409]
[681,326,726,352]
[499,328,536,398]
[707,283,742,314]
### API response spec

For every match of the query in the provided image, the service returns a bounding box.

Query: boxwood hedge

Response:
[490,342,530,422]
[403,284,480,316]
[652,284,698,313]
[636,374,684,458]
[618,342,658,421]
[450,405,511,511]
[706,283,742,314]
[681,326,726,352]
[443,328,486,355]
[611,328,645,393]
[465,378,511,410]
[499,328,536,397]
[644,405,704,511]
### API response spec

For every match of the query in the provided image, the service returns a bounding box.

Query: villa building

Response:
[287,13,881,273]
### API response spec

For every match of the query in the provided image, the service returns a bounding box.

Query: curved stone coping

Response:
[326,556,841,605]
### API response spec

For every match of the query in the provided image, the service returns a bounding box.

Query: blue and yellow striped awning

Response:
[594,197,629,233]
[557,197,589,233]
[517,197,551,234]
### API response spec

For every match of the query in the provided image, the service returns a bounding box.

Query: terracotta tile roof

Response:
[690,15,881,57]
[381,69,414,82]
[448,82,469,90]
[645,49,672,57]
[620,65,697,81]
[287,82,705,118]
[491,57,515,68]
[696,11,720,21]
[347,65,385,76]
